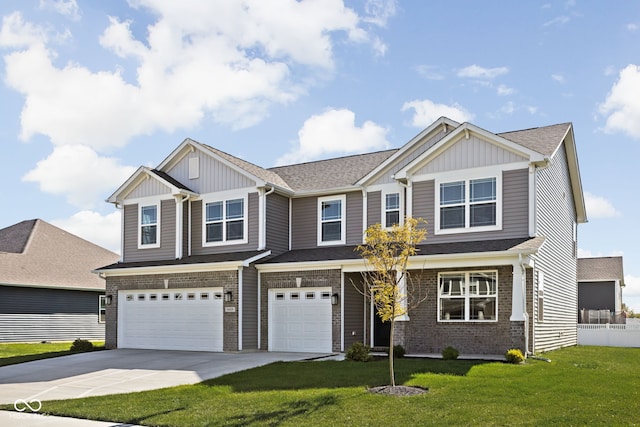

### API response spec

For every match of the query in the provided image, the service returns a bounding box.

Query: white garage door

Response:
[118,288,223,352]
[268,287,332,353]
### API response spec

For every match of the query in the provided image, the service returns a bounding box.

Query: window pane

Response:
[141,205,157,225]
[385,193,400,210]
[226,199,244,219]
[440,182,464,205]
[206,223,223,242]
[141,225,157,245]
[440,298,464,320]
[471,178,496,202]
[321,200,342,221]
[470,297,496,320]
[469,272,497,295]
[226,220,244,240]
[441,206,464,229]
[440,274,465,296]
[385,211,400,227]
[322,221,341,241]
[206,202,223,222]
[470,203,496,227]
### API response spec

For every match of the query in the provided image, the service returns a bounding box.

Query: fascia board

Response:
[556,124,587,223]
[106,166,148,203]
[195,141,268,187]
[356,117,460,186]
[1,282,103,292]
[290,186,362,198]
[395,123,546,180]
[95,261,244,277]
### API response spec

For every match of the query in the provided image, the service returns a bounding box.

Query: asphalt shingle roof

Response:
[578,257,625,284]
[0,219,36,254]
[97,250,269,270]
[499,122,571,157]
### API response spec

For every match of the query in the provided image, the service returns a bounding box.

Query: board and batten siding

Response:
[411,168,529,244]
[190,192,259,255]
[127,176,172,199]
[166,153,256,194]
[532,142,578,352]
[265,193,290,254]
[0,286,104,342]
[241,265,259,350]
[123,199,176,262]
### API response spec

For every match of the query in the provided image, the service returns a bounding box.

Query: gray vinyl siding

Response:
[122,199,176,262]
[241,265,258,350]
[346,191,363,245]
[166,152,256,194]
[412,168,529,244]
[344,272,368,348]
[191,192,259,255]
[182,200,189,256]
[532,142,578,352]
[0,286,104,342]
[367,191,381,228]
[265,193,290,254]
[291,197,317,250]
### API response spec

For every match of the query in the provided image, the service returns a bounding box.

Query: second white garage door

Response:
[118,288,224,352]
[268,287,332,353]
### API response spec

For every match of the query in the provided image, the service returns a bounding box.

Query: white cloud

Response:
[500,101,516,115]
[402,99,474,127]
[584,192,621,219]
[627,23,638,32]
[23,145,136,209]
[51,210,121,254]
[39,0,81,21]
[457,64,509,80]
[276,109,390,165]
[552,73,565,83]
[363,0,397,27]
[543,15,570,27]
[0,12,47,48]
[497,84,514,96]
[599,64,640,139]
[414,65,445,80]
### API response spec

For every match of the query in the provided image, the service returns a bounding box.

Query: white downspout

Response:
[361,188,367,243]
[175,195,188,259]
[257,271,261,349]
[238,266,243,351]
[115,202,124,262]
[258,186,275,250]
[188,199,192,257]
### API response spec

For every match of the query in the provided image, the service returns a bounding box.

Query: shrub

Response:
[442,346,459,360]
[346,342,371,362]
[391,344,406,358]
[505,348,525,364]
[70,339,94,353]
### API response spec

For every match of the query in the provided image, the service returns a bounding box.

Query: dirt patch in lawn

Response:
[368,385,428,396]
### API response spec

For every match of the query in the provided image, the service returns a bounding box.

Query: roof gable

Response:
[0,219,37,253]
[107,166,196,203]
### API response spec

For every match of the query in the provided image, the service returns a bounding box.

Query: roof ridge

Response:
[498,122,572,135]
[269,148,399,169]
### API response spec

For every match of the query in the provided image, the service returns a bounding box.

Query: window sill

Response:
[435,225,501,235]
[203,239,248,247]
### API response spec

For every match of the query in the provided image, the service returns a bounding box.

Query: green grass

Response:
[0,341,104,367]
[3,346,640,426]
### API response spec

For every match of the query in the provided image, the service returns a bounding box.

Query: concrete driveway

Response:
[0,349,332,405]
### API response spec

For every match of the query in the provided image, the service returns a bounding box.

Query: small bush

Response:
[505,348,525,364]
[442,346,459,360]
[346,342,371,362]
[391,344,406,358]
[70,339,94,353]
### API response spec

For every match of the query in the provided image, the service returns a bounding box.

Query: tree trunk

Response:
[389,318,395,387]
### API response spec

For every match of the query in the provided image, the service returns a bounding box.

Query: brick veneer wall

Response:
[105,270,238,350]
[260,269,341,352]
[404,265,523,355]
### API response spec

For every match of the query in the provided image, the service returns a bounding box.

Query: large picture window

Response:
[438,176,498,232]
[139,203,159,248]
[204,197,246,245]
[318,195,345,245]
[438,271,497,321]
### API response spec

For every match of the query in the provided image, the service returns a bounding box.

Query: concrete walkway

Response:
[0,349,333,426]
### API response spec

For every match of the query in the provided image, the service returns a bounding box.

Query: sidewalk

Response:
[0,410,142,426]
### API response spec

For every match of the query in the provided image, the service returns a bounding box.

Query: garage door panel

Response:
[118,287,223,352]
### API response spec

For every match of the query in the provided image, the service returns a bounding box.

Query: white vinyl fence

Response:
[577,324,640,347]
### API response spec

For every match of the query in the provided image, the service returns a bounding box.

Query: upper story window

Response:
[139,203,160,248]
[203,196,247,246]
[437,175,500,234]
[438,271,498,322]
[384,192,400,228]
[318,195,346,245]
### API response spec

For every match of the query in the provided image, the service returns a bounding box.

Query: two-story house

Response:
[97,117,586,356]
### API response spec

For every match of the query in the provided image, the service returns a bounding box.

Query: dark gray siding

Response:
[367,191,381,228]
[0,286,104,342]
[191,192,260,255]
[412,168,529,243]
[242,265,258,350]
[265,193,290,254]
[123,199,176,262]
[344,273,368,348]
[578,282,615,311]
[291,197,316,250]
[346,191,363,245]
[532,143,578,351]
[182,200,189,257]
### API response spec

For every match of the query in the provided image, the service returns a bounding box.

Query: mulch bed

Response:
[368,385,428,396]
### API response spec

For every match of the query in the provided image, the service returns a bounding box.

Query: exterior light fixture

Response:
[331,293,339,305]
[295,277,302,288]
[225,291,233,302]
[105,295,113,305]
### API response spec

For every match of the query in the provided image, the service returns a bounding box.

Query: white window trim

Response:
[317,194,346,246]
[434,169,502,235]
[382,189,404,229]
[138,201,161,249]
[98,295,106,324]
[202,192,249,247]
[437,270,499,323]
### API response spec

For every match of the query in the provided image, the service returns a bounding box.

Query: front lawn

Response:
[5,346,640,426]
[0,341,104,367]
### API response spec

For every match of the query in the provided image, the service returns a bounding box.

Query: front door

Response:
[373,308,390,347]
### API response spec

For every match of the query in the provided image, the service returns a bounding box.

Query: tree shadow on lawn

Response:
[203,358,489,393]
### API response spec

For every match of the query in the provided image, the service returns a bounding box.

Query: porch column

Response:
[510,261,526,321]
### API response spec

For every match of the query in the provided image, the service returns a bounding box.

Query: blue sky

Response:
[1,1,639,310]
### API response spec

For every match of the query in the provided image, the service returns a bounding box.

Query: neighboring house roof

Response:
[268,149,398,192]
[499,122,572,156]
[0,219,120,290]
[98,250,269,270]
[578,257,625,285]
